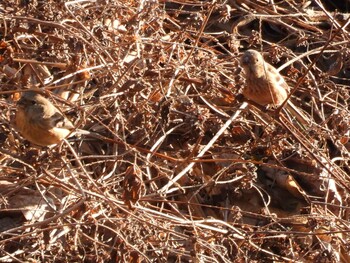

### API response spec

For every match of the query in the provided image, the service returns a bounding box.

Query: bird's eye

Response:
[30,100,37,105]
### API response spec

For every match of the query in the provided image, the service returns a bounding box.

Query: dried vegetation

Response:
[0,0,350,262]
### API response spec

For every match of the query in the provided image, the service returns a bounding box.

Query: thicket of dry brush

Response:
[0,0,349,262]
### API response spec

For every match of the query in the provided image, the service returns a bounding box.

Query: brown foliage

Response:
[0,0,349,261]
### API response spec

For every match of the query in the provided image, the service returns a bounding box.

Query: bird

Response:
[15,90,75,146]
[240,49,310,126]
[240,49,289,107]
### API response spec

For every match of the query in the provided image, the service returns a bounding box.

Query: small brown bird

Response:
[240,49,289,107]
[240,49,310,126]
[15,91,74,146]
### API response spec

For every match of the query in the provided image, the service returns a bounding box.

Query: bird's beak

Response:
[241,56,250,65]
[17,98,26,108]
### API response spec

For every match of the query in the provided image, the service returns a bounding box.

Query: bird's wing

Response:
[50,112,74,129]
[266,64,290,92]
[35,109,74,130]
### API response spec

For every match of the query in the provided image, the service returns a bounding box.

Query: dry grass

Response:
[0,0,350,262]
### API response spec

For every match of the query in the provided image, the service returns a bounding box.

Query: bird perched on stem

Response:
[240,49,289,107]
[240,49,309,126]
[15,91,75,146]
